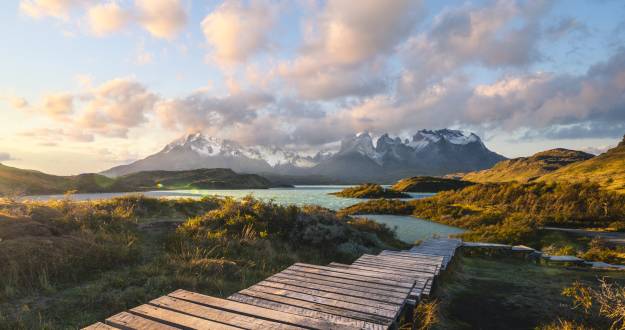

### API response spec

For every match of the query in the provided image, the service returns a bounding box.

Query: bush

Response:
[331,184,409,198]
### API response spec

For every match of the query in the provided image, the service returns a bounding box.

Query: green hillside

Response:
[539,136,625,193]
[391,176,474,192]
[116,168,272,190]
[463,148,594,183]
[0,164,272,195]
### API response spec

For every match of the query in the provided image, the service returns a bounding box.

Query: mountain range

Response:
[102,129,506,182]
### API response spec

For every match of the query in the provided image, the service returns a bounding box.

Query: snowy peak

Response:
[338,131,381,163]
[161,133,318,168]
[162,132,223,156]
[409,129,481,150]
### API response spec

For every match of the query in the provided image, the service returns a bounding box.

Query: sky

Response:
[1,0,625,175]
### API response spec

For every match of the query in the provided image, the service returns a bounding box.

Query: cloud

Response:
[42,93,74,119]
[21,0,186,39]
[1,95,30,109]
[201,0,277,65]
[0,152,14,162]
[78,78,158,135]
[136,0,187,39]
[87,2,130,36]
[19,0,87,20]
[156,91,273,132]
[277,0,423,101]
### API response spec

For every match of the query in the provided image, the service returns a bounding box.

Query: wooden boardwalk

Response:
[84,238,461,330]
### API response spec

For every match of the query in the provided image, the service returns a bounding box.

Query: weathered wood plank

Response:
[329,262,433,281]
[82,322,119,330]
[352,259,437,274]
[169,290,355,330]
[256,280,401,312]
[290,264,414,289]
[277,270,410,299]
[247,284,399,319]
[129,304,240,330]
[105,311,180,330]
[231,291,390,328]
[266,274,406,305]
[150,296,302,330]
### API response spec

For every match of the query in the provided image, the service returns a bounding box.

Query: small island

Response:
[330,183,410,198]
[391,176,474,193]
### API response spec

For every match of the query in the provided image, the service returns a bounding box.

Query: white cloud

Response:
[277,0,423,100]
[19,0,88,20]
[201,0,277,65]
[42,93,74,119]
[87,2,130,36]
[136,0,187,39]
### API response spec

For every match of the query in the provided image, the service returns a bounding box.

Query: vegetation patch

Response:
[341,181,625,260]
[331,183,410,198]
[391,176,474,193]
[432,255,625,329]
[0,195,403,329]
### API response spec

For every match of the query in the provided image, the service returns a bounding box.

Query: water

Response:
[27,186,463,243]
[26,185,434,210]
[360,214,465,243]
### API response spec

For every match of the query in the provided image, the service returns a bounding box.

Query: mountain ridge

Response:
[102,129,506,182]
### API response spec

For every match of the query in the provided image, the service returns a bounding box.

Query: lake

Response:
[26,185,464,243]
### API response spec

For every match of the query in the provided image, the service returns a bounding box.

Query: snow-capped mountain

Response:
[102,129,505,182]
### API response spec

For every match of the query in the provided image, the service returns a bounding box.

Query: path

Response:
[83,238,462,330]
[543,226,625,245]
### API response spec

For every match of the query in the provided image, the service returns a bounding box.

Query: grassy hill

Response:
[391,176,474,192]
[539,136,625,193]
[0,164,272,195]
[462,148,594,183]
[116,168,272,190]
[330,183,410,198]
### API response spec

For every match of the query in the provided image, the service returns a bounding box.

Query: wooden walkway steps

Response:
[84,238,461,330]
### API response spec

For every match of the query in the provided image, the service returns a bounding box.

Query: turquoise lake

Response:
[27,186,465,243]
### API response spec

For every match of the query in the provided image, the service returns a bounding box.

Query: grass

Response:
[331,183,410,198]
[0,195,404,329]
[391,176,474,193]
[432,254,625,329]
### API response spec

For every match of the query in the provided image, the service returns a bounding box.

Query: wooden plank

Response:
[266,274,406,305]
[169,290,355,330]
[256,280,401,312]
[350,262,436,279]
[150,296,302,330]
[369,253,444,265]
[357,257,441,272]
[290,264,413,289]
[105,311,180,330]
[129,304,240,330]
[276,270,409,299]
[286,266,412,292]
[358,256,443,271]
[231,291,389,328]
[353,259,437,274]
[329,262,433,281]
[355,257,440,274]
[247,284,399,319]
[294,263,415,283]
[82,322,119,330]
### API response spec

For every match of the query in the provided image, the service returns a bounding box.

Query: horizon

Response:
[2,0,625,175]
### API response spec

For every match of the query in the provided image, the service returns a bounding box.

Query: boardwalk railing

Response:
[84,238,462,330]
